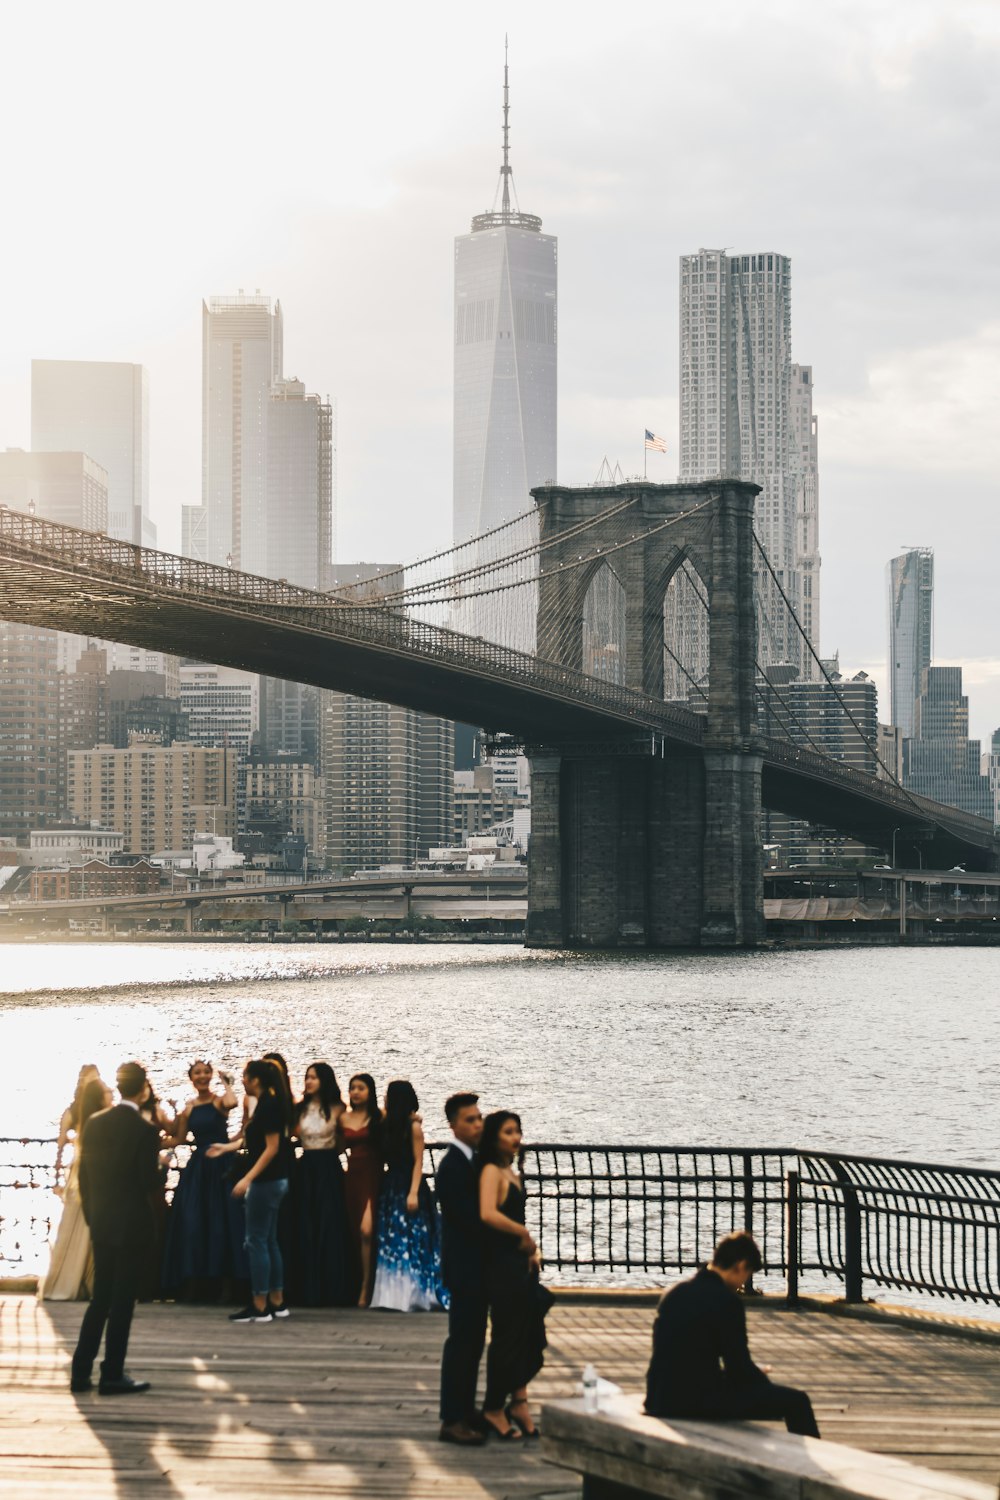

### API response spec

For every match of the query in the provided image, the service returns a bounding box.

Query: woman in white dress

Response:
[40,1077,111,1301]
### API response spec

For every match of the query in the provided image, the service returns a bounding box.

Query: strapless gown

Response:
[161,1102,248,1292]
[342,1124,382,1296]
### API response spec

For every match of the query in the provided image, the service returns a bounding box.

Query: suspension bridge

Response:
[0,481,995,948]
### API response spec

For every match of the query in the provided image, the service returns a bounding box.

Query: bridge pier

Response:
[528,478,765,950]
[526,746,762,949]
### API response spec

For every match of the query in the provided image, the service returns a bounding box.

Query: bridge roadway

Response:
[1,511,996,871]
[0,872,528,925]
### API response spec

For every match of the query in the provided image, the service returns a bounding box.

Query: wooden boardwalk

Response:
[3,1294,1000,1497]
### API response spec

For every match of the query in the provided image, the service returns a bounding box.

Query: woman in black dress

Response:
[290,1062,350,1306]
[478,1110,549,1441]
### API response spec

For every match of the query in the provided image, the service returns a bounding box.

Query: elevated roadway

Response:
[1,511,996,872]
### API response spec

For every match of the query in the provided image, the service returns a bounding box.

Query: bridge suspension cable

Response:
[751,534,925,810]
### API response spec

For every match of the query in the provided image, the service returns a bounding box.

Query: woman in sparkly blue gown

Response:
[162,1061,247,1296]
[370,1080,448,1312]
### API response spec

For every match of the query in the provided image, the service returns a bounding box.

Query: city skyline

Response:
[0,4,996,736]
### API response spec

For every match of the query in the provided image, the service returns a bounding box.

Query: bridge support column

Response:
[184,905,195,935]
[526,750,708,949]
[525,756,565,947]
[700,750,764,947]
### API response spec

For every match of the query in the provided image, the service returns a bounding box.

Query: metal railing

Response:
[759,736,997,849]
[5,1137,1000,1309]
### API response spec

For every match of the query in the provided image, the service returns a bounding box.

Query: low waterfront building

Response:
[27,826,124,866]
[29,858,161,902]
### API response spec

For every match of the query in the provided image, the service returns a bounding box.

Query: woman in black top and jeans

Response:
[208,1059,293,1323]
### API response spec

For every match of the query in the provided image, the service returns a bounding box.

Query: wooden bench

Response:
[541,1395,998,1500]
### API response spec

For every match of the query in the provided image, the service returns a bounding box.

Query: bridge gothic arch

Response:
[529,479,764,951]
[581,559,627,685]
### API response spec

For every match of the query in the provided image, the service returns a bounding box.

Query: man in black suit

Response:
[71,1061,161,1396]
[436,1091,493,1445]
[645,1230,820,1438]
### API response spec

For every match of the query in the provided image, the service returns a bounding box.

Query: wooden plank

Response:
[4,1296,1000,1498]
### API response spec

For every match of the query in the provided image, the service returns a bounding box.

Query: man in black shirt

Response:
[645,1231,819,1438]
[71,1061,161,1395]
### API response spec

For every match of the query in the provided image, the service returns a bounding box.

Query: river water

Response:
[2,941,996,1165]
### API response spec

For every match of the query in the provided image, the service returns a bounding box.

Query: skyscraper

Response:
[31,360,152,544]
[903,666,992,819]
[320,565,455,872]
[197,292,283,571]
[453,49,556,560]
[887,547,934,740]
[266,379,333,591]
[0,449,108,533]
[675,250,820,681]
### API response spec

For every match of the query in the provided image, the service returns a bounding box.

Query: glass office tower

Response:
[452,52,556,651]
[887,547,934,740]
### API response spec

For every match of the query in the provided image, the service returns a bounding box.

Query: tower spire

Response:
[471,37,542,232]
[501,35,511,217]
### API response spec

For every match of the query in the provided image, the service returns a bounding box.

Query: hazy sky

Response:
[1,1,998,737]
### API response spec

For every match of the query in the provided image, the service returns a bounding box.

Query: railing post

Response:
[830,1157,864,1303]
[742,1152,757,1294]
[785,1169,799,1305]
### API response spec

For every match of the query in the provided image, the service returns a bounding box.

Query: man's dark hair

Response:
[445,1091,479,1124]
[116,1062,148,1101]
[711,1230,763,1273]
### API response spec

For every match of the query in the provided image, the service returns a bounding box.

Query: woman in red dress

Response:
[340,1073,383,1306]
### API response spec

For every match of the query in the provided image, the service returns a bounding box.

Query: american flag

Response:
[645,430,668,453]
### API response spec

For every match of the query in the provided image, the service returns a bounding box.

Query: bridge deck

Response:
[3,1295,1000,1497]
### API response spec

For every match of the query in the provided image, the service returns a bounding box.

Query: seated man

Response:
[644,1230,819,1438]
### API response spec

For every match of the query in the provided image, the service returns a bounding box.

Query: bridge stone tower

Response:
[526,480,764,948]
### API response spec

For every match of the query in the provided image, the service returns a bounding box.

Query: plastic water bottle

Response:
[582,1363,599,1413]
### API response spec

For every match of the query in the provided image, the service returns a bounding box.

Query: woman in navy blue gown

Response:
[162,1061,246,1297]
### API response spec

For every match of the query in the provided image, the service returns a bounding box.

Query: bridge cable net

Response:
[750,534,927,813]
[324,493,719,673]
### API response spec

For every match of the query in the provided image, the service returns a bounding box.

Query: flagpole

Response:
[643,433,647,481]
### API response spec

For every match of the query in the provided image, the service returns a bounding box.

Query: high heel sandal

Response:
[481,1410,522,1441]
[505,1400,540,1438]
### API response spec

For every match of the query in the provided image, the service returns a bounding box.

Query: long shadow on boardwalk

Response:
[6,1296,1000,1496]
[5,1297,584,1498]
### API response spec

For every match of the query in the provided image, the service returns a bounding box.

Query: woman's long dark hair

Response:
[479,1110,523,1169]
[295,1062,342,1123]
[349,1072,382,1151]
[77,1079,108,1137]
[382,1079,419,1167]
[246,1059,292,1131]
[263,1051,294,1114]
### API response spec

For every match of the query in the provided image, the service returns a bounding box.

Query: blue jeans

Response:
[244,1178,288,1296]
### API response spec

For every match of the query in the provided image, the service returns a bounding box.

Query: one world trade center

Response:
[452,47,556,650]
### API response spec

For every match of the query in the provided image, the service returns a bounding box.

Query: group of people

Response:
[47,1055,450,1316]
[55,1057,818,1446]
[51,1060,553,1437]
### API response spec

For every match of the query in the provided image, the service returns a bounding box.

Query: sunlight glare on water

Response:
[2,941,997,1167]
